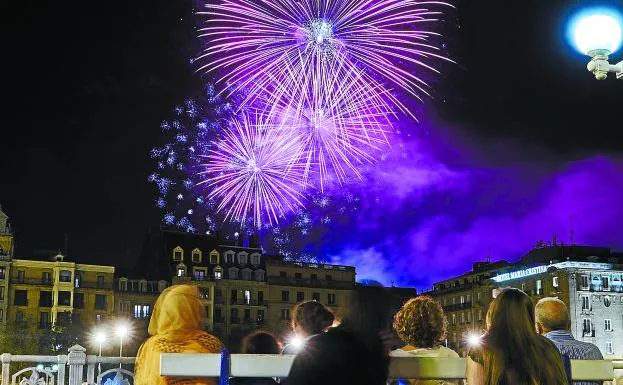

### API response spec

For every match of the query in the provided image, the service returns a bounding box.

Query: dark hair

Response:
[394,296,447,348]
[241,330,280,354]
[292,301,335,335]
[477,288,567,385]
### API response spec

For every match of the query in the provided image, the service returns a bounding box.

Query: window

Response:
[228,267,239,279]
[192,249,201,263]
[238,253,247,264]
[602,276,610,290]
[0,267,4,279]
[0,309,3,321]
[257,309,265,323]
[451,314,456,325]
[214,267,222,280]
[581,295,590,311]
[73,273,82,288]
[583,319,593,336]
[209,251,219,264]
[97,275,104,288]
[279,271,287,278]
[460,312,465,323]
[467,312,471,322]
[199,287,210,299]
[194,269,206,280]
[231,308,239,323]
[258,291,264,305]
[250,253,260,265]
[177,264,186,277]
[241,269,252,280]
[478,309,483,321]
[58,291,71,306]
[119,301,131,313]
[224,252,234,263]
[254,270,265,281]
[282,290,290,302]
[16,310,24,323]
[244,290,251,305]
[95,294,107,310]
[581,275,589,288]
[244,309,251,322]
[312,292,320,301]
[96,314,103,322]
[17,270,25,283]
[39,291,53,307]
[477,292,481,302]
[536,280,542,295]
[173,247,183,261]
[231,289,238,304]
[466,294,471,302]
[604,319,612,331]
[295,273,302,279]
[311,274,318,280]
[297,291,304,302]
[553,276,559,288]
[460,295,465,304]
[214,307,223,322]
[326,275,332,281]
[604,296,611,307]
[605,342,613,354]
[0,287,4,301]
[281,309,290,320]
[39,312,50,329]
[42,272,52,284]
[74,293,84,309]
[328,293,336,305]
[59,270,71,283]
[134,304,150,319]
[119,280,127,291]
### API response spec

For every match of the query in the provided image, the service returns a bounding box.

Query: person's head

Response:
[393,296,447,349]
[291,300,335,337]
[241,330,280,354]
[480,288,568,385]
[148,284,205,337]
[535,297,570,334]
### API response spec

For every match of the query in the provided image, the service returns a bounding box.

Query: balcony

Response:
[10,278,53,286]
[267,276,354,290]
[431,282,476,295]
[443,302,473,312]
[230,299,266,306]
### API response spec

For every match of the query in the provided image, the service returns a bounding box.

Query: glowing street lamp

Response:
[116,324,130,368]
[568,7,623,80]
[94,331,106,376]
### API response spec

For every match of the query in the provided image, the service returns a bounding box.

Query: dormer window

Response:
[229,267,239,280]
[173,246,183,262]
[139,279,147,292]
[192,248,202,263]
[241,268,252,281]
[224,251,235,264]
[119,279,127,291]
[237,252,248,265]
[210,250,219,264]
[250,253,260,265]
[176,263,186,277]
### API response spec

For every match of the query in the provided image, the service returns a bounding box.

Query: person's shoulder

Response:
[438,346,460,358]
[574,340,604,359]
[196,331,224,352]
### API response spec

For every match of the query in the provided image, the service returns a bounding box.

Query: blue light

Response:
[567,7,623,54]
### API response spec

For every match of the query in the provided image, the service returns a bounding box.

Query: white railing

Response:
[161,353,623,383]
[0,345,135,385]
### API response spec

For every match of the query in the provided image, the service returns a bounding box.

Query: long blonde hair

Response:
[480,288,567,385]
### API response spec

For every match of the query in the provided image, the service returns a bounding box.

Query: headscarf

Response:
[134,285,223,385]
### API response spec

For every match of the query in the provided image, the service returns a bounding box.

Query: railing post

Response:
[86,355,96,385]
[57,353,68,385]
[67,345,86,385]
[1,353,11,385]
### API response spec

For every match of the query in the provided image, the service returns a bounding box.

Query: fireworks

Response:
[198,112,307,227]
[196,0,452,113]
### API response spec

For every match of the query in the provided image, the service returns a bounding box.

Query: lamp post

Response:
[569,7,623,80]
[95,331,106,376]
[116,324,129,368]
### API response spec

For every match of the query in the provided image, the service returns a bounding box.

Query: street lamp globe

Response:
[572,11,622,55]
[95,331,107,345]
[568,7,623,80]
[116,324,129,338]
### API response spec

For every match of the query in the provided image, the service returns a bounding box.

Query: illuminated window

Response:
[214,267,222,280]
[244,290,251,305]
[328,293,336,305]
[553,276,559,288]
[297,291,304,302]
[281,309,290,320]
[536,280,542,295]
[0,267,4,279]
[210,251,219,264]
[452,314,456,325]
[134,304,151,319]
[478,309,483,321]
[312,292,320,301]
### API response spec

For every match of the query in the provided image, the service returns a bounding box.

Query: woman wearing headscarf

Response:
[134,284,224,385]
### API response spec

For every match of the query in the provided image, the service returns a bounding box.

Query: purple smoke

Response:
[327,125,623,290]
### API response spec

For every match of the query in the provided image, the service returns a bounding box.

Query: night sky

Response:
[2,0,622,288]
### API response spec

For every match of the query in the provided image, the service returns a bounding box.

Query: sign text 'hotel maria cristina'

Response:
[492,261,613,283]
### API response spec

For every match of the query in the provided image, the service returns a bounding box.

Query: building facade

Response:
[428,245,623,358]
[0,205,13,323]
